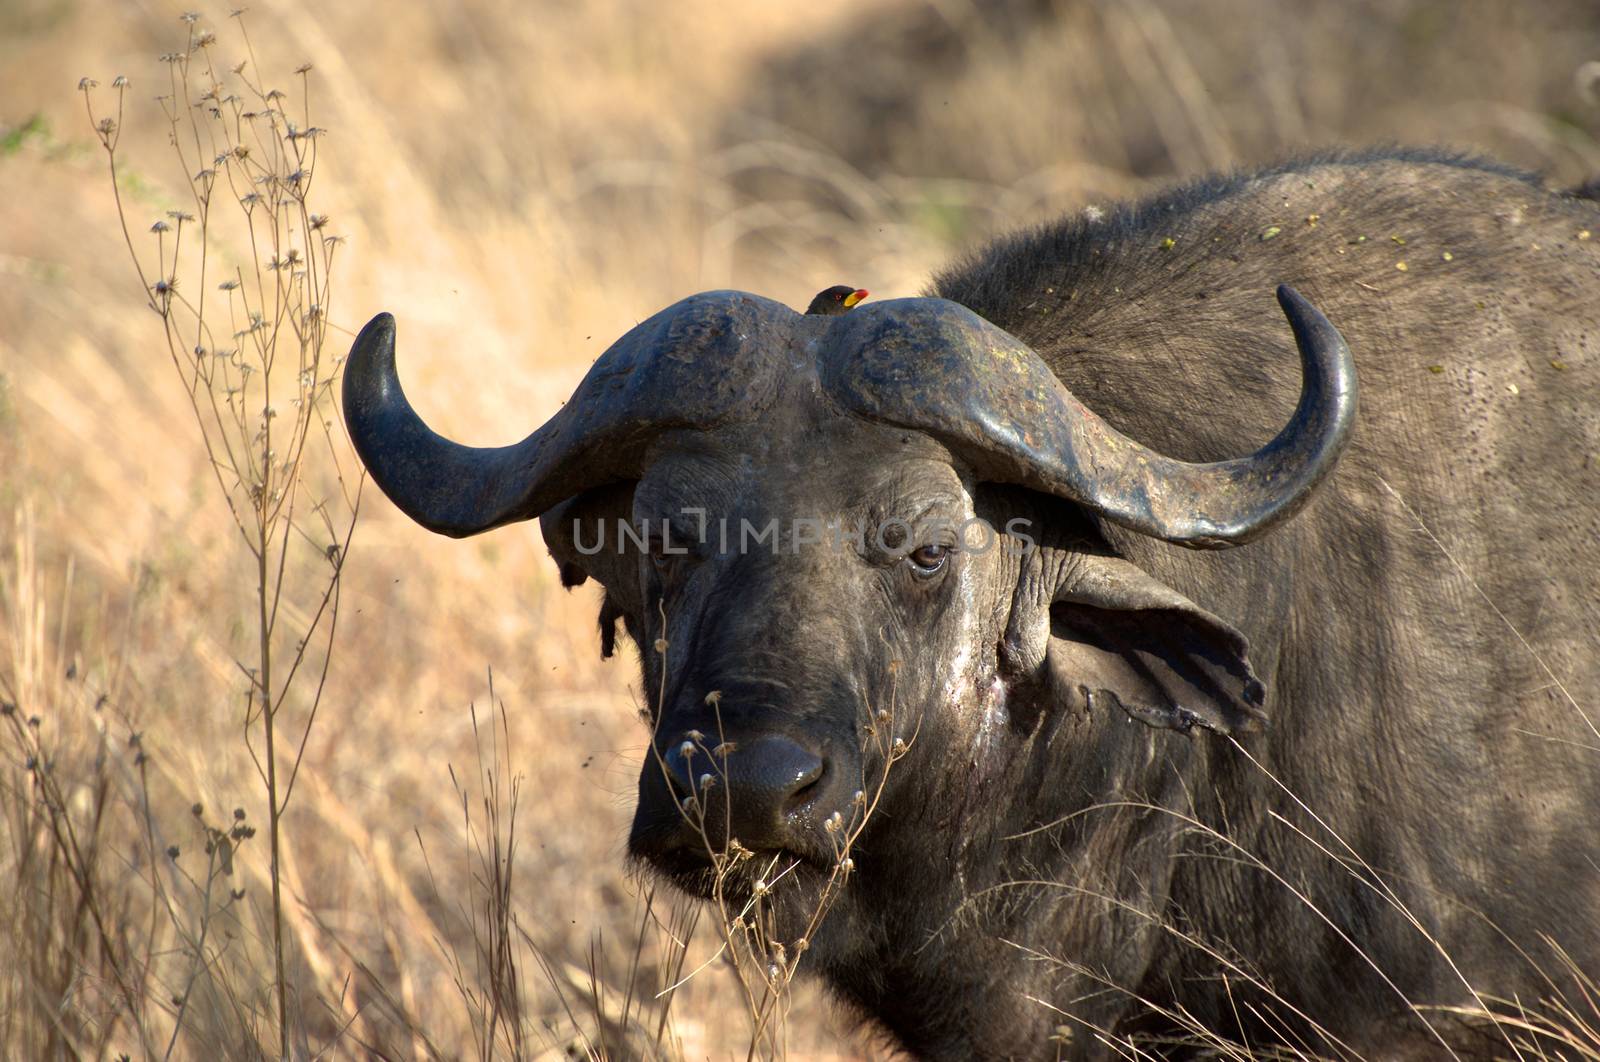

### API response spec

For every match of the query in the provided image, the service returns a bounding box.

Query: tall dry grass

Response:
[2,0,1598,1058]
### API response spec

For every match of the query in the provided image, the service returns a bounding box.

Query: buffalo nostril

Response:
[722,735,826,846]
[660,732,829,850]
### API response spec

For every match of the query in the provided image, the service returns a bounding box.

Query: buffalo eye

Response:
[908,543,951,576]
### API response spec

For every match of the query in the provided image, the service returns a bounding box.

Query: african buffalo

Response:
[344,148,1600,1059]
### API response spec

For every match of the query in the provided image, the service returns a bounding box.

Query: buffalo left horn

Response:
[823,285,1357,548]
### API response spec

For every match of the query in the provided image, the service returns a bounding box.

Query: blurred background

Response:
[2,0,1598,1057]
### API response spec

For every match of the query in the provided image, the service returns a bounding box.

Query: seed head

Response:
[112,76,129,89]
[678,740,695,759]
[150,220,171,234]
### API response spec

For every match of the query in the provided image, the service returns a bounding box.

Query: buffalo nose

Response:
[664,734,826,849]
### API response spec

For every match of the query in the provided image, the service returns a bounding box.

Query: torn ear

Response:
[1005,550,1266,736]
[540,482,645,660]
[598,593,626,659]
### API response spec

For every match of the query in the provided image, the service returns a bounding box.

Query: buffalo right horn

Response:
[341,292,793,537]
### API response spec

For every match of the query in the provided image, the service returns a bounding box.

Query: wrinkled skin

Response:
[364,150,1600,1059]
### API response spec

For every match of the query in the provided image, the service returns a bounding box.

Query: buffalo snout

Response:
[633,730,854,866]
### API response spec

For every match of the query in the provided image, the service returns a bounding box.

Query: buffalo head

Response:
[342,288,1354,934]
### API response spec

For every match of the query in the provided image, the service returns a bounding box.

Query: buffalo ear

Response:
[539,482,644,622]
[1006,551,1266,736]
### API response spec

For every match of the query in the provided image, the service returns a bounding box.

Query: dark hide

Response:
[361,148,1600,1060]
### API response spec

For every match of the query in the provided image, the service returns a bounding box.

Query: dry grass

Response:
[1,0,1598,1058]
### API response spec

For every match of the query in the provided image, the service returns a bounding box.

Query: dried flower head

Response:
[112,75,129,89]
[78,77,99,91]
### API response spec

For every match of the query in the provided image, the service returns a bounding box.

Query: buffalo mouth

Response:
[629,822,845,919]
[632,829,834,894]
[632,842,845,944]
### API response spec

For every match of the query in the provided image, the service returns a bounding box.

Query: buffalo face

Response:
[547,414,1016,918]
[341,287,1354,940]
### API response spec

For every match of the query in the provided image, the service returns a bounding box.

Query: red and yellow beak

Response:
[843,288,869,309]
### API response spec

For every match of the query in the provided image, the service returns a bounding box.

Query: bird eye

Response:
[908,544,950,575]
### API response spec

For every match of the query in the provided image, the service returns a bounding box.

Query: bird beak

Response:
[844,289,869,308]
